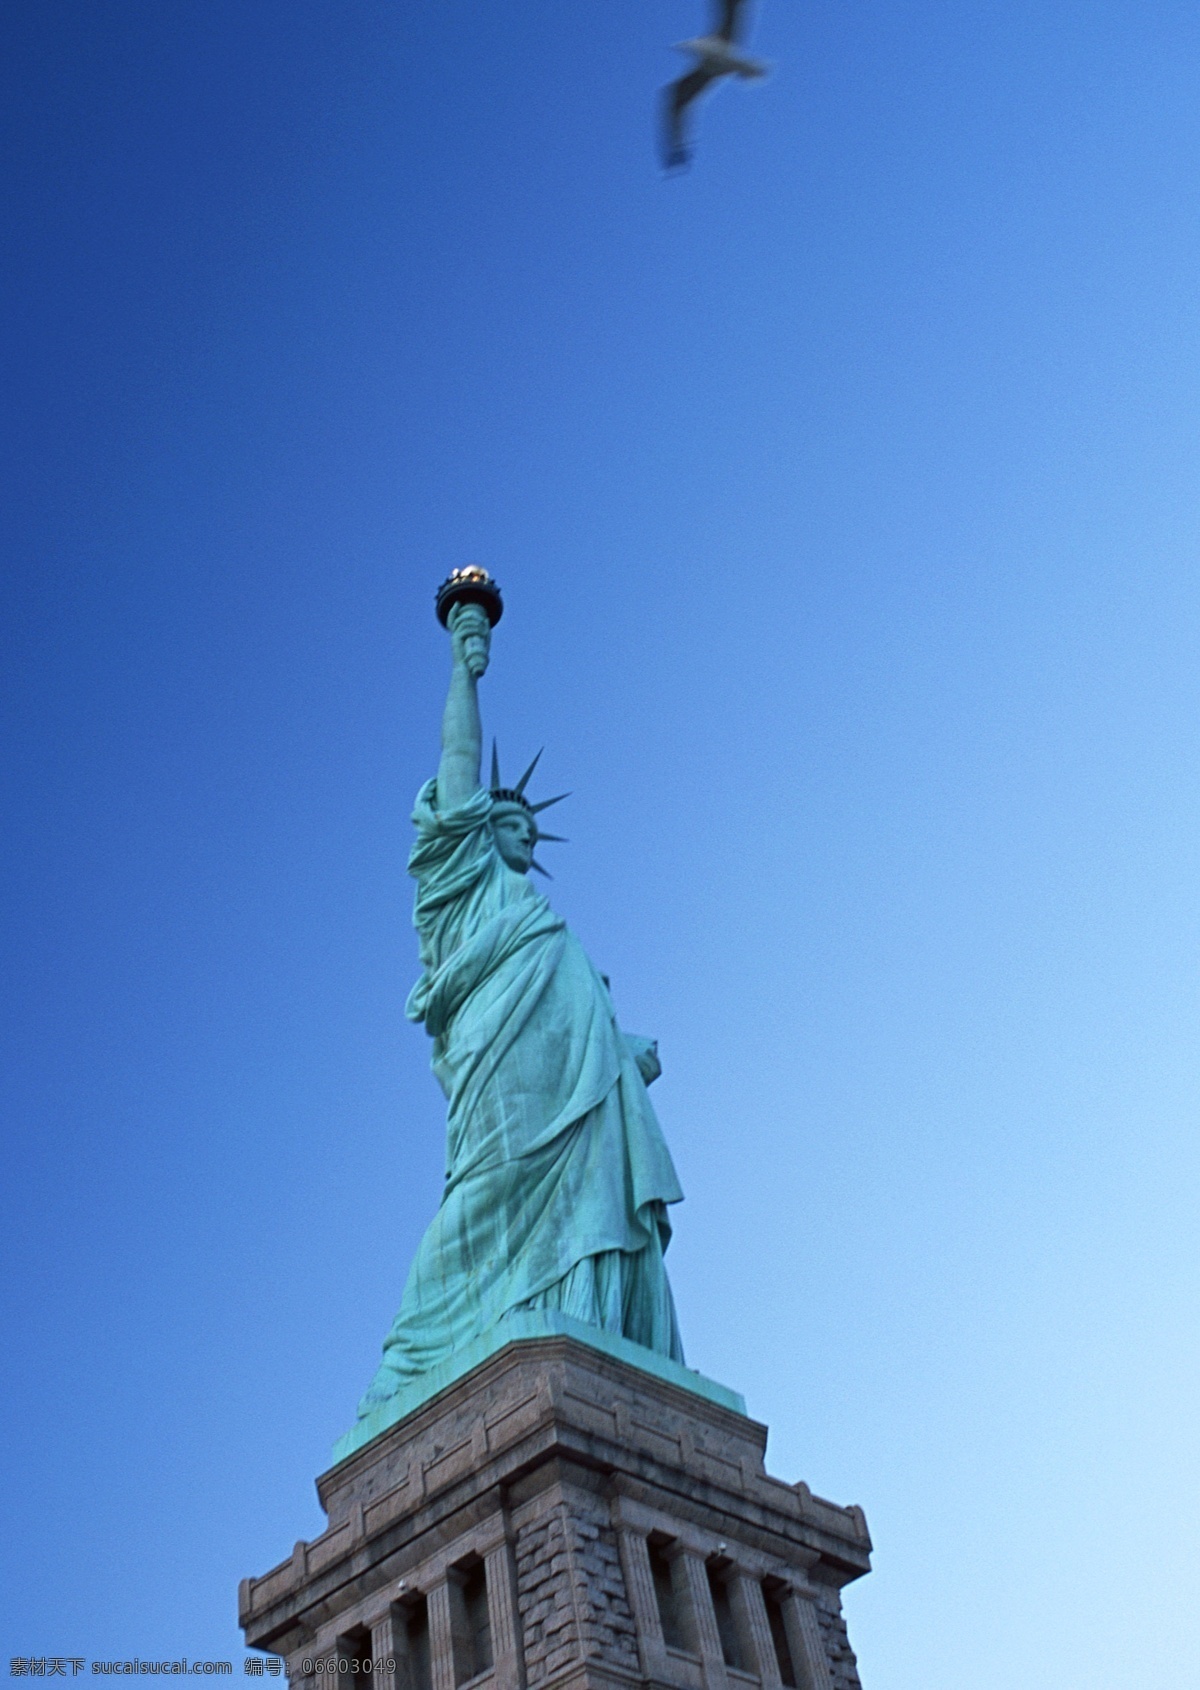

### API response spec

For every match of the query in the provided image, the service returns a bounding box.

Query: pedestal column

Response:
[781,1592,835,1690]
[616,1529,669,1683]
[426,1580,457,1690]
[370,1608,400,1690]
[731,1573,782,1688]
[675,1551,729,1690]
[483,1539,524,1689]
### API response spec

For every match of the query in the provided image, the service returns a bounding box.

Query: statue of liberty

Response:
[356,575,685,1420]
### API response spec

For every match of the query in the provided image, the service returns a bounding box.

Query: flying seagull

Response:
[662,0,769,170]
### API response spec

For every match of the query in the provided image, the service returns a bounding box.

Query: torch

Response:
[435,566,503,672]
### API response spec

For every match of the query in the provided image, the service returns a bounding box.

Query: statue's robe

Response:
[358,782,684,1414]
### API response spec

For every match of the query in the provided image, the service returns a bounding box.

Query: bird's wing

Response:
[713,0,746,44]
[661,66,715,167]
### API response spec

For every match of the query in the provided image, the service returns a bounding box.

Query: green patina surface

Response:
[334,1311,746,1464]
[344,590,724,1457]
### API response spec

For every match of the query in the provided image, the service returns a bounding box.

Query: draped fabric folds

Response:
[357,782,684,1416]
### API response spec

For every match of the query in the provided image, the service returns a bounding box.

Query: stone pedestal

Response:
[239,1336,871,1690]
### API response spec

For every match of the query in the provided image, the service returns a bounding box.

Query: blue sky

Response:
[3,2,1200,1684]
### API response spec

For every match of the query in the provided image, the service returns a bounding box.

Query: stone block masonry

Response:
[240,1336,870,1690]
[514,1491,640,1682]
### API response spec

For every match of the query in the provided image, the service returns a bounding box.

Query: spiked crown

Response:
[489,742,569,876]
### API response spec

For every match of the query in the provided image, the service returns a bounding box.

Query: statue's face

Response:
[492,805,536,873]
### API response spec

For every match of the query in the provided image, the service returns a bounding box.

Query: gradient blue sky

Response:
[3,2,1200,1685]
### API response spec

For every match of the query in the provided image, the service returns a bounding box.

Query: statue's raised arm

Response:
[436,601,490,810]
